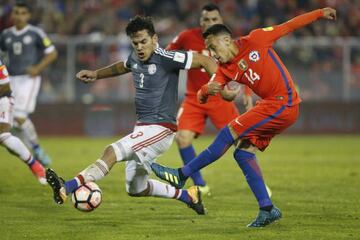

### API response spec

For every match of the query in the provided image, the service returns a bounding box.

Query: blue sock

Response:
[179,145,206,186]
[64,179,80,195]
[181,126,234,178]
[27,157,35,166]
[176,189,191,204]
[233,149,272,208]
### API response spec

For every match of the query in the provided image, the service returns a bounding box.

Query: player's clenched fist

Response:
[322,7,336,20]
[207,81,222,95]
[76,70,97,83]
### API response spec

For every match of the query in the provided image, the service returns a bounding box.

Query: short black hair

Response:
[203,24,232,39]
[202,3,220,13]
[14,0,31,11]
[125,16,155,37]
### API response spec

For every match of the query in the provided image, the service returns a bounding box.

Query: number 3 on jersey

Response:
[244,68,260,85]
[139,73,144,88]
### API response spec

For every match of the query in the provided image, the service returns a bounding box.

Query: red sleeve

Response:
[249,9,324,46]
[213,68,229,86]
[166,31,186,50]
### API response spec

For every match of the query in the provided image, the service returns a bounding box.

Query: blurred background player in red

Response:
[0,58,46,185]
[152,7,337,227]
[167,3,252,195]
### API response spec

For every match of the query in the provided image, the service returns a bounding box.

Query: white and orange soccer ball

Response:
[71,182,102,212]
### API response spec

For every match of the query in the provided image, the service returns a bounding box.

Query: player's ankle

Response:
[260,205,273,212]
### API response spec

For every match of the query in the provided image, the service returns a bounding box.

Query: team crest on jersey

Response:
[148,64,157,75]
[238,59,248,71]
[23,35,32,44]
[249,51,260,62]
[5,37,11,44]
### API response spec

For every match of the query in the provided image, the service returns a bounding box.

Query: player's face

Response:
[200,10,223,32]
[205,34,233,64]
[130,30,158,62]
[11,6,30,28]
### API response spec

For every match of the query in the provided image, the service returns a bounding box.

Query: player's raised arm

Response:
[76,61,130,83]
[250,7,337,45]
[190,53,218,76]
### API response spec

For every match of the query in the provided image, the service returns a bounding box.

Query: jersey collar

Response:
[11,25,30,36]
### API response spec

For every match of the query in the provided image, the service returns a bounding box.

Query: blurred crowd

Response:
[1,0,359,37]
[0,0,359,103]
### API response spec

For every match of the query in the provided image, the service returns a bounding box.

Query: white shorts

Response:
[9,75,41,118]
[111,124,175,194]
[0,96,14,126]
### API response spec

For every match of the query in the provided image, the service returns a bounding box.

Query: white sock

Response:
[147,179,181,199]
[78,159,110,183]
[20,119,39,147]
[0,132,32,162]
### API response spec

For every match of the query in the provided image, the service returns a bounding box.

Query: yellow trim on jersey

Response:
[43,37,52,47]
[262,27,274,32]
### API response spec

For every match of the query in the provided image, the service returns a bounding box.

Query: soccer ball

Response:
[71,182,102,212]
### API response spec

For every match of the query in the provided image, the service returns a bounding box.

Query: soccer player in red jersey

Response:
[151,8,337,227]
[167,4,251,195]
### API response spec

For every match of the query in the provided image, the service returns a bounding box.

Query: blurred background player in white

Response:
[46,16,219,215]
[0,1,58,166]
[0,58,46,184]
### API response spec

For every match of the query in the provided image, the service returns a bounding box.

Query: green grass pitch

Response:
[0,135,359,239]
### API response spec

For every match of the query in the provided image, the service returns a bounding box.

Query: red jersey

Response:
[167,28,214,97]
[212,9,324,107]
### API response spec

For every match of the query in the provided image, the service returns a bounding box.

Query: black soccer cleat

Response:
[46,168,67,204]
[187,186,206,215]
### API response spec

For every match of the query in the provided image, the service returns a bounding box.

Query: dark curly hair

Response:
[203,24,232,39]
[126,16,155,37]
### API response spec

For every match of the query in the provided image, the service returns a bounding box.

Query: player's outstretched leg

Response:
[150,163,186,189]
[133,178,206,215]
[151,126,235,188]
[179,146,211,196]
[247,206,282,227]
[176,131,211,196]
[46,168,67,204]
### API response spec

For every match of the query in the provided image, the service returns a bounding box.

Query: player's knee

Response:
[0,132,11,144]
[175,131,194,148]
[100,145,117,167]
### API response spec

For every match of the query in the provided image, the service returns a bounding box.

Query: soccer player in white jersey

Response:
[46,16,228,214]
[0,58,46,184]
[0,1,58,166]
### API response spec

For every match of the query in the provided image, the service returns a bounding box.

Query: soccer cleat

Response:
[247,206,282,227]
[34,147,52,167]
[186,186,206,215]
[29,160,47,185]
[198,184,211,197]
[151,163,186,189]
[46,168,67,204]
